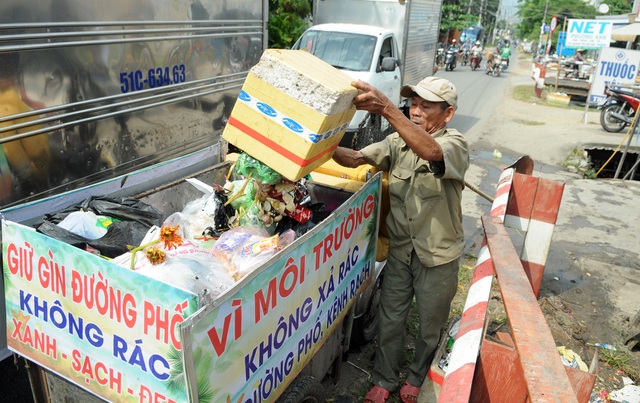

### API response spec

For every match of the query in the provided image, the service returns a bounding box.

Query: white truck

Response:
[291,0,443,148]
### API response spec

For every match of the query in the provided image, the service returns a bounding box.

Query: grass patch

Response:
[513,118,545,126]
[448,257,476,318]
[512,84,585,111]
[599,347,640,382]
[512,84,544,103]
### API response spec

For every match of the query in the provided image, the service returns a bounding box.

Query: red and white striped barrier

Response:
[435,168,565,402]
[436,168,514,402]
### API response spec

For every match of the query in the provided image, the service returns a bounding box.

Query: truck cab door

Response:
[374,35,401,108]
[347,35,401,135]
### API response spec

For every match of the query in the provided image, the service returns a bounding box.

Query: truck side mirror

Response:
[380,57,397,72]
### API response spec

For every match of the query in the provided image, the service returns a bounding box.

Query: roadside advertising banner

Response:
[566,19,613,49]
[589,47,640,105]
[3,220,199,402]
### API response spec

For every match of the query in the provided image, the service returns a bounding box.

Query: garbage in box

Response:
[223,48,358,181]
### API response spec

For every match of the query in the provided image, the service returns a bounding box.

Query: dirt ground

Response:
[319,55,640,403]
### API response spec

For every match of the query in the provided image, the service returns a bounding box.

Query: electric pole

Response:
[537,0,549,58]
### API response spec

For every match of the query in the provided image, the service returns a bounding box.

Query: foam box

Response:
[546,92,571,106]
[223,49,357,181]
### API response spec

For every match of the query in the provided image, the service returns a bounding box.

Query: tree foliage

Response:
[441,0,500,43]
[440,2,477,32]
[516,0,600,41]
[600,0,631,15]
[268,0,312,49]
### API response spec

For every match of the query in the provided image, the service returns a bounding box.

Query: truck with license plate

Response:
[0,1,384,401]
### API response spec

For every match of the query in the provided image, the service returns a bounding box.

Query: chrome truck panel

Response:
[0,0,268,365]
[0,0,267,209]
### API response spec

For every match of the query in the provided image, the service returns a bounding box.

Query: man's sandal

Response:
[364,385,390,403]
[399,380,421,403]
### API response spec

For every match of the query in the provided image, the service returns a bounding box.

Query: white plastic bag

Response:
[57,210,111,239]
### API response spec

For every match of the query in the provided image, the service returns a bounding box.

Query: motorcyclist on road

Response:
[500,45,511,67]
[485,48,495,71]
[471,41,483,56]
[461,39,471,64]
[446,39,460,67]
[436,41,445,66]
[448,39,460,54]
[462,39,472,52]
[471,41,483,66]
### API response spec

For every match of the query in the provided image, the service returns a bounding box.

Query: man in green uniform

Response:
[500,44,511,67]
[332,76,469,403]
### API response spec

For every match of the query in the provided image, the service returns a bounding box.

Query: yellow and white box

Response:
[546,92,571,106]
[223,48,357,181]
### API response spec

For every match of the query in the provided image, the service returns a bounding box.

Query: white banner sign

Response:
[590,47,640,105]
[566,19,613,48]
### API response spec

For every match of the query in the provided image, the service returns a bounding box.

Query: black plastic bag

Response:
[35,196,163,258]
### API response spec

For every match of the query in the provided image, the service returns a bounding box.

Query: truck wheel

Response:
[277,375,325,403]
[352,274,382,346]
[600,103,630,133]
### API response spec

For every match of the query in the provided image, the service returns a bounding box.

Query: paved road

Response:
[436,49,640,349]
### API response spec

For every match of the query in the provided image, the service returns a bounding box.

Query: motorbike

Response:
[445,48,457,71]
[486,55,502,77]
[461,49,470,66]
[470,50,481,70]
[600,85,640,133]
[436,45,445,67]
[500,56,509,71]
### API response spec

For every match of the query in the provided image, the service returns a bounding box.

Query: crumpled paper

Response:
[557,346,589,372]
[609,384,640,403]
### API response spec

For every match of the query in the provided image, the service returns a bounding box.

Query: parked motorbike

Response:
[470,50,481,70]
[461,49,469,66]
[445,48,457,71]
[485,55,502,77]
[600,85,640,133]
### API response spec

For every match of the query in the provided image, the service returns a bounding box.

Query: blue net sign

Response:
[566,19,612,49]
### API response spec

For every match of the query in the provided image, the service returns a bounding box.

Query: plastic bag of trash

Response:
[234,152,283,185]
[211,226,296,280]
[112,225,235,306]
[57,210,112,240]
[228,178,257,211]
[35,196,163,258]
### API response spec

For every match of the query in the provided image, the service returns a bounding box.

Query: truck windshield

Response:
[294,31,376,72]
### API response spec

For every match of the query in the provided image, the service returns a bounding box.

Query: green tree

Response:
[441,2,478,33]
[441,0,501,43]
[600,0,631,15]
[268,0,312,49]
[516,0,598,42]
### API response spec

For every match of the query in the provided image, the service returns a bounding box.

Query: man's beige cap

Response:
[400,77,458,110]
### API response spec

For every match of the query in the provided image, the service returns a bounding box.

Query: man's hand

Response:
[351,80,393,116]
[332,146,365,168]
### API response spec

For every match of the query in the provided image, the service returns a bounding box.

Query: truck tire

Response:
[352,274,382,346]
[277,375,325,403]
[600,103,631,133]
